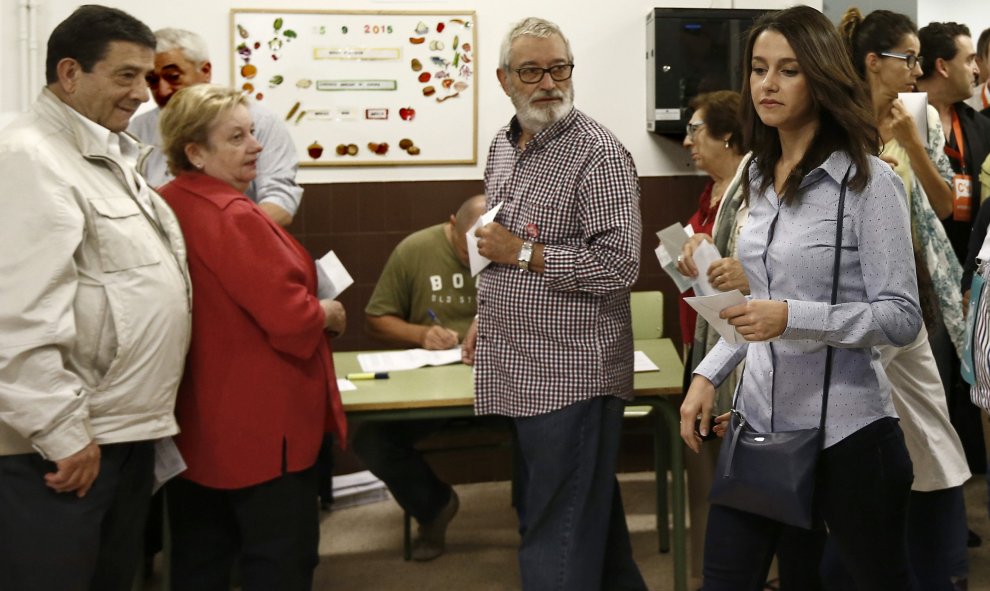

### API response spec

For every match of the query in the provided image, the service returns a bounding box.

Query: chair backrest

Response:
[630,290,664,340]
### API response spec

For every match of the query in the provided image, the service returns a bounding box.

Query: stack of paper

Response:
[357,347,462,373]
[331,470,391,510]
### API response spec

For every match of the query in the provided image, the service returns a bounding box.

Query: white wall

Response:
[1,0,817,183]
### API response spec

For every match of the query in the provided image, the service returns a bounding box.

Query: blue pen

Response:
[426,308,442,326]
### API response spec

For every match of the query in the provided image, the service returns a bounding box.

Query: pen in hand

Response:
[427,308,443,326]
[424,308,458,350]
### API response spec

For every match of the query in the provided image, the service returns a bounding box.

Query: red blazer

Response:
[160,173,346,489]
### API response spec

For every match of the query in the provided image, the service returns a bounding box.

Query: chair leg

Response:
[403,510,412,561]
[655,411,671,553]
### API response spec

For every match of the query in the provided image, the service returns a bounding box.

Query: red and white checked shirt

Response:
[474,108,642,417]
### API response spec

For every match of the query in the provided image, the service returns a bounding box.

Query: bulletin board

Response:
[230,9,478,167]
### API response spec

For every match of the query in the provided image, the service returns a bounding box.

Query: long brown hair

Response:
[741,5,879,200]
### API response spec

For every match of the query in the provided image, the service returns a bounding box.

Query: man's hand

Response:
[476,222,524,265]
[722,300,788,341]
[258,202,293,227]
[461,317,479,366]
[321,300,347,337]
[44,441,100,497]
[422,325,459,350]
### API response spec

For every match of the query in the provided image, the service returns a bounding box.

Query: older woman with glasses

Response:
[672,90,749,589]
[156,84,347,590]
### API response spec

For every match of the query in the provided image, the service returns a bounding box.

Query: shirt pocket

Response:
[88,198,160,272]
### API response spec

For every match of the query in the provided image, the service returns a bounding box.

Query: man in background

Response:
[965,27,990,114]
[129,28,301,226]
[353,195,486,561]
[464,17,647,589]
[0,6,191,589]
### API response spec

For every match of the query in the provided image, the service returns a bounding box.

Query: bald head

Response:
[450,195,486,267]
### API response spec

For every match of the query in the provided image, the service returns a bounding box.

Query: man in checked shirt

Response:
[462,17,646,591]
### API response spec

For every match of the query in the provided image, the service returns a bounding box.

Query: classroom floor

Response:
[312,472,990,591]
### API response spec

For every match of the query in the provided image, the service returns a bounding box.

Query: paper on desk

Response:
[634,350,660,372]
[683,289,747,344]
[466,202,504,276]
[690,241,722,297]
[897,92,928,148]
[358,347,462,373]
[337,378,357,391]
[316,250,354,300]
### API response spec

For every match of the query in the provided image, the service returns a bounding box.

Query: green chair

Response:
[627,290,674,552]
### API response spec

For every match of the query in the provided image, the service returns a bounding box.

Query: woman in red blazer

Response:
[158,84,346,590]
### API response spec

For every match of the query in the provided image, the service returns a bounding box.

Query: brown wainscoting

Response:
[290,175,708,354]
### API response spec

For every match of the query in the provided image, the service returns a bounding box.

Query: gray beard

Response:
[512,87,574,135]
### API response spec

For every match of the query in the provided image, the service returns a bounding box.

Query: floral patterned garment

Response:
[902,105,965,357]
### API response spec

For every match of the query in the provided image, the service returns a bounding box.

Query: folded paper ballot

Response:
[897,91,928,149]
[466,202,504,276]
[316,250,354,300]
[683,290,747,344]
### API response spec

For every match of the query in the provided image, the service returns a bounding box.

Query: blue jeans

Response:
[822,485,968,590]
[513,396,646,591]
[703,417,915,591]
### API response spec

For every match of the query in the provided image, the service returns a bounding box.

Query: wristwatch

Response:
[517,240,534,272]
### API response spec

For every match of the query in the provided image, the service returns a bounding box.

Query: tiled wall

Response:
[290,175,708,353]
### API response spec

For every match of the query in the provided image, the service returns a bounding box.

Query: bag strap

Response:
[731,164,851,433]
[819,165,852,431]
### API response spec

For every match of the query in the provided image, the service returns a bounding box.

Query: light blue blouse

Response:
[695,151,922,447]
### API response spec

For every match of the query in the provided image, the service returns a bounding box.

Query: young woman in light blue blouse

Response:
[679,6,922,590]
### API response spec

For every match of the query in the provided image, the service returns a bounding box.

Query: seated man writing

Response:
[354,195,486,561]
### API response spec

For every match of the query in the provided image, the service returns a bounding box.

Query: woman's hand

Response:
[707,257,750,294]
[321,300,346,337]
[680,374,717,453]
[712,412,732,438]
[888,99,923,151]
[676,233,714,278]
[722,300,788,341]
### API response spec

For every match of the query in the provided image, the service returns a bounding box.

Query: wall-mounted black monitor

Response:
[646,7,768,137]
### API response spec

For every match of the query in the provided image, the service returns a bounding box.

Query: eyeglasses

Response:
[514,64,575,84]
[880,52,923,70]
[685,121,705,139]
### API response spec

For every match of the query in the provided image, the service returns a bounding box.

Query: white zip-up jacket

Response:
[0,89,192,460]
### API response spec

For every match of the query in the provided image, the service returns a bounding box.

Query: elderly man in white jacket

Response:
[0,6,191,590]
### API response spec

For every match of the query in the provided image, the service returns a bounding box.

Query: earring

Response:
[194,162,204,170]
[724,139,730,149]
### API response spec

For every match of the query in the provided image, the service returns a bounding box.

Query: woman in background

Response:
[839,8,970,589]
[158,84,347,590]
[680,6,921,589]
[673,90,750,589]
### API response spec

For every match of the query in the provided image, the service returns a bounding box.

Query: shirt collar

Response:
[799,150,853,190]
[64,107,141,162]
[505,107,578,151]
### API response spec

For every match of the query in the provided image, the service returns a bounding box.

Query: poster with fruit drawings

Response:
[230,9,477,167]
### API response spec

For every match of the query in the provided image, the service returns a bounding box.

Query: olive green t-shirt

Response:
[365,223,477,339]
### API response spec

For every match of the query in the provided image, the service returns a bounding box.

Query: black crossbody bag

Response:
[708,166,851,529]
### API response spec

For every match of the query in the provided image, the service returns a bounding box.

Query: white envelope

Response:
[467,202,504,277]
[690,241,722,297]
[897,91,928,148]
[316,250,354,300]
[683,289,747,344]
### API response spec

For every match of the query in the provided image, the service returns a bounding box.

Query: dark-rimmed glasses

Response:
[514,64,575,84]
[685,121,705,139]
[880,52,923,70]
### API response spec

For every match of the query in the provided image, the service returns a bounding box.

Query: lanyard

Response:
[944,108,968,173]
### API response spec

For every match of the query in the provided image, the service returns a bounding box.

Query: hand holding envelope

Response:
[466,203,504,276]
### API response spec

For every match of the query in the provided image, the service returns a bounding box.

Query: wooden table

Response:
[335,338,687,591]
